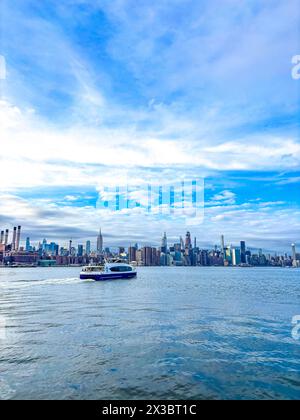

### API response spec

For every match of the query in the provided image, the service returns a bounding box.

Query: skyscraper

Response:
[77,245,83,257]
[180,236,184,251]
[142,246,153,266]
[86,240,91,256]
[128,246,137,263]
[240,241,246,264]
[4,229,9,246]
[221,235,225,255]
[161,232,168,254]
[292,244,297,267]
[232,248,241,266]
[97,229,103,254]
[185,232,192,249]
[26,237,31,252]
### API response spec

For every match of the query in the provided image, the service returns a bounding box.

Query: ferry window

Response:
[110,266,132,272]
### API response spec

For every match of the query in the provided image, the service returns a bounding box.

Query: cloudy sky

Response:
[0,0,299,252]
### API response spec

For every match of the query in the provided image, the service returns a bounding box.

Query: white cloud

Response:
[0,193,298,252]
[1,99,299,191]
[0,0,299,250]
[209,190,236,205]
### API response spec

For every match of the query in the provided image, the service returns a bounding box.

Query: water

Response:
[0,266,299,400]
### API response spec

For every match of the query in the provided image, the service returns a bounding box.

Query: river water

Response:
[0,266,299,400]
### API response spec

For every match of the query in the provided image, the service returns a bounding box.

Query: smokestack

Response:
[12,227,17,251]
[0,231,4,244]
[16,226,21,251]
[4,229,9,246]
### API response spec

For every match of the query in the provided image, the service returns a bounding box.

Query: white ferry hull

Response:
[80,271,137,281]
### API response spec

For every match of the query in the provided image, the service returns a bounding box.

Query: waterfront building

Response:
[180,236,184,251]
[78,245,84,257]
[26,237,31,252]
[135,249,143,266]
[232,248,241,266]
[240,241,246,264]
[86,240,91,256]
[5,251,39,266]
[221,235,225,255]
[160,253,167,266]
[128,246,137,263]
[185,231,192,251]
[142,246,153,266]
[291,244,300,267]
[152,247,159,266]
[199,250,209,266]
[225,246,232,265]
[5,229,9,246]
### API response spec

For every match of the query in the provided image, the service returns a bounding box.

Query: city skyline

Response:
[0,1,299,251]
[0,224,298,258]
[1,225,299,268]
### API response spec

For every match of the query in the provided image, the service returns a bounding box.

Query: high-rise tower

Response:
[97,229,103,254]
[26,237,31,252]
[86,240,91,256]
[185,231,192,249]
[4,229,9,246]
[221,235,225,254]
[161,232,168,254]
[292,244,297,267]
[16,226,21,251]
[240,241,246,264]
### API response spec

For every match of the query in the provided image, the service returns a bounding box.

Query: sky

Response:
[0,0,299,252]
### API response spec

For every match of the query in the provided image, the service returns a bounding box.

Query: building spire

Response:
[97,228,103,253]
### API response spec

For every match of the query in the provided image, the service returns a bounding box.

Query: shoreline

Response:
[0,265,298,269]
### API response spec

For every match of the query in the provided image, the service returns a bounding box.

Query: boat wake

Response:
[0,277,82,289]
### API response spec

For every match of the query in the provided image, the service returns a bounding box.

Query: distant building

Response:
[161,232,168,254]
[240,241,246,264]
[26,237,31,252]
[225,246,232,265]
[221,235,225,255]
[142,247,153,266]
[97,229,103,254]
[292,244,299,267]
[232,248,241,266]
[78,245,83,257]
[128,246,137,263]
[86,240,91,256]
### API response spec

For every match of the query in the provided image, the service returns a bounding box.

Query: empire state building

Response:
[97,229,103,254]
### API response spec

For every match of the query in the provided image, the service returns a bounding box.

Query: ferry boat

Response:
[80,261,137,281]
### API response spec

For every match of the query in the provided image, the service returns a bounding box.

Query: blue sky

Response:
[0,0,299,252]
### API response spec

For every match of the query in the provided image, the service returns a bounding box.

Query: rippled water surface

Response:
[0,267,299,400]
